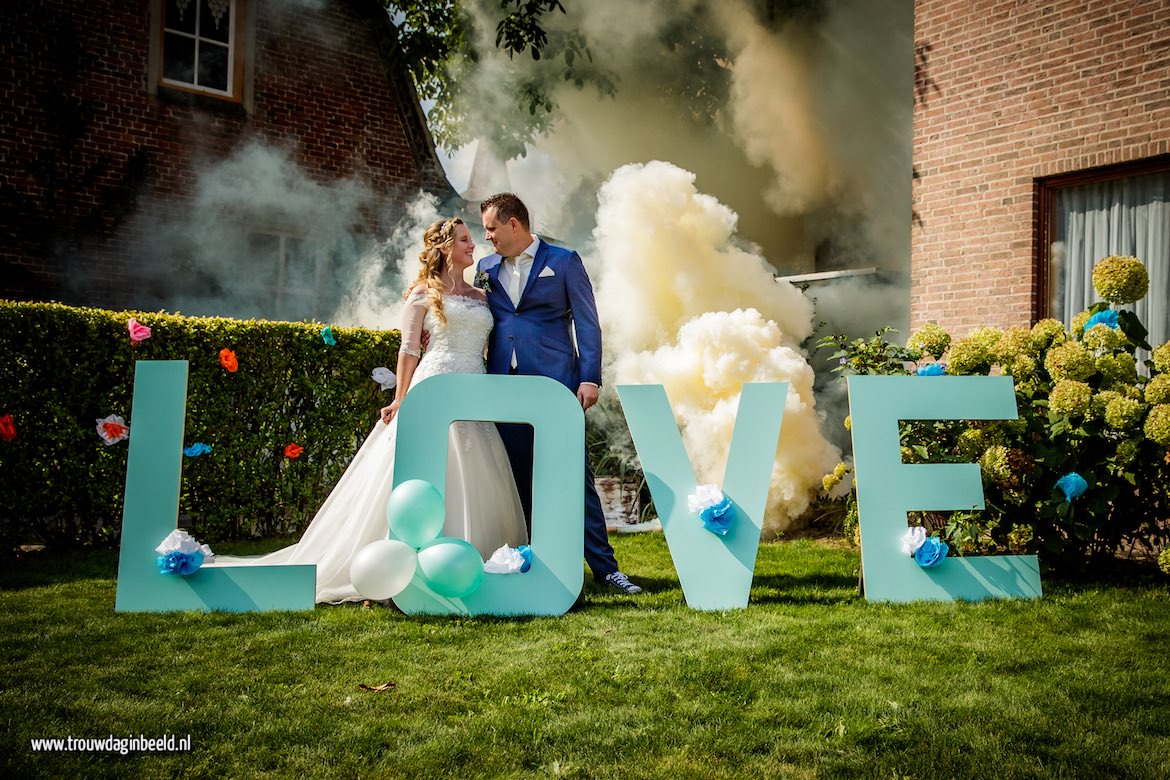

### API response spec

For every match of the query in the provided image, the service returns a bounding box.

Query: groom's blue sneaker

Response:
[604,571,643,595]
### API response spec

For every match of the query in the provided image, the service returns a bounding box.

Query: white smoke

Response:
[593,161,841,534]
[332,192,445,330]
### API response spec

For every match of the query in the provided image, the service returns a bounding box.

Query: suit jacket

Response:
[477,241,602,390]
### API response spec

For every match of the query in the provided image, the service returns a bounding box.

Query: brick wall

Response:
[0,0,453,308]
[911,0,1170,335]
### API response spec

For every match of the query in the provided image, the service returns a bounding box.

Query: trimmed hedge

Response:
[0,301,401,550]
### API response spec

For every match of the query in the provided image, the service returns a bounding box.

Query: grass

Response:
[2,533,1169,779]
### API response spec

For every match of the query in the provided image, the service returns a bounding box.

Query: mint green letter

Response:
[115,361,315,612]
[618,383,787,610]
[390,374,583,617]
[848,375,1042,602]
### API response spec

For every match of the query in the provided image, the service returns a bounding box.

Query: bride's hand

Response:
[380,400,401,424]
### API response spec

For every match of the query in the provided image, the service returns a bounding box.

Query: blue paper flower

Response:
[916,362,946,376]
[913,536,948,568]
[699,496,735,536]
[321,325,337,346]
[1084,310,1119,330]
[156,549,204,576]
[183,442,212,457]
[517,544,533,573]
[1055,472,1088,502]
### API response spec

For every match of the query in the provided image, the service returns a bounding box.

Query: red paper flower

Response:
[219,348,239,373]
[97,414,130,445]
[0,414,16,442]
[127,317,152,342]
[284,443,303,459]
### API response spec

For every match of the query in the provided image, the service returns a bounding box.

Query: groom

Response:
[476,192,642,596]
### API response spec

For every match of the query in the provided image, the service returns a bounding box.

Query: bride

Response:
[216,218,528,603]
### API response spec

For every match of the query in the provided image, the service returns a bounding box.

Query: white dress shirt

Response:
[499,236,541,308]
[500,237,540,368]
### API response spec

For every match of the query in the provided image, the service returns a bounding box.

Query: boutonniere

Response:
[474,271,492,293]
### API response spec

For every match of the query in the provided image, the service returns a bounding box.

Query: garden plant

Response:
[819,255,1170,578]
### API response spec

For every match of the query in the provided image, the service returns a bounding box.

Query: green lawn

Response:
[2,534,1168,779]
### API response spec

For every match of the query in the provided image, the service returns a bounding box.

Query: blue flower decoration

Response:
[1055,472,1088,502]
[517,544,533,573]
[156,549,204,576]
[699,496,735,536]
[183,442,212,457]
[916,362,946,376]
[1084,310,1119,330]
[321,325,337,346]
[913,536,948,568]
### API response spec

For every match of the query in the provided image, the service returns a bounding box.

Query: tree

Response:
[384,1,823,160]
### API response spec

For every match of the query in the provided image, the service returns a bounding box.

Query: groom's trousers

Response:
[496,421,619,579]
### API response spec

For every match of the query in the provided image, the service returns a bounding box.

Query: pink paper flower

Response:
[97,414,130,445]
[127,317,152,342]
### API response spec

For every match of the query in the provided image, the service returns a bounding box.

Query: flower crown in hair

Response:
[436,217,460,245]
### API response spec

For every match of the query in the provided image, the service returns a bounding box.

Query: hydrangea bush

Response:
[819,256,1170,574]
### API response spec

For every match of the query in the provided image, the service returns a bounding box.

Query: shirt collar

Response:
[510,236,540,263]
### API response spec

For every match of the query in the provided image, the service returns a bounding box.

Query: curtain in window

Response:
[1052,171,1170,359]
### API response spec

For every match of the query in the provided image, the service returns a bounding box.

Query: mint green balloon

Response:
[387,479,445,549]
[416,538,484,599]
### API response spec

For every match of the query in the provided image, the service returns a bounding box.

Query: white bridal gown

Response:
[215,294,527,603]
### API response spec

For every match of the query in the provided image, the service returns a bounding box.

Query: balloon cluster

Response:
[349,479,485,601]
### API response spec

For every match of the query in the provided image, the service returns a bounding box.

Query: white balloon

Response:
[349,539,417,600]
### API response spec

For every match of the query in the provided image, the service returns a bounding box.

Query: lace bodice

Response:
[412,294,492,382]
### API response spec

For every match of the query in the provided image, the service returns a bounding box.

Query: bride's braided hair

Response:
[406,217,463,326]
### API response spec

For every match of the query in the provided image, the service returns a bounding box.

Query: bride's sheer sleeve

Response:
[399,292,428,357]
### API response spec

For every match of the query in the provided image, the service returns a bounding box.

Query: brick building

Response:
[0,0,455,320]
[911,0,1170,348]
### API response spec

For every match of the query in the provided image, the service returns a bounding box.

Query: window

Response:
[1038,157,1170,355]
[246,232,326,322]
[159,0,244,99]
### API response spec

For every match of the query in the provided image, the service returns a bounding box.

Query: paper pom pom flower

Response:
[127,317,152,342]
[219,348,238,373]
[284,443,304,459]
[687,483,734,536]
[155,529,214,576]
[913,536,948,568]
[1084,309,1119,330]
[483,544,533,574]
[0,414,15,442]
[371,367,396,391]
[183,442,212,457]
[1055,472,1088,502]
[901,527,947,567]
[96,414,130,445]
[321,326,337,346]
[900,526,926,556]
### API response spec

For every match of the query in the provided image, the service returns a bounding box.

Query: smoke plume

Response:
[593,161,841,534]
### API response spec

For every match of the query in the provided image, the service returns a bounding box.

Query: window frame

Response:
[1035,154,1170,322]
[246,229,327,322]
[149,0,253,109]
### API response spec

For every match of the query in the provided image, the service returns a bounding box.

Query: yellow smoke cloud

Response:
[593,161,840,533]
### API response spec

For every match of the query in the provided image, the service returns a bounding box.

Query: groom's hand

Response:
[576,383,599,411]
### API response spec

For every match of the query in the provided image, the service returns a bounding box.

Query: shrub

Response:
[817,257,1170,574]
[0,302,400,551]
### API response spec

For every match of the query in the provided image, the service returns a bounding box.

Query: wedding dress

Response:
[214,294,527,603]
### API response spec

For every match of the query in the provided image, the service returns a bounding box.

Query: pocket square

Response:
[538,266,556,278]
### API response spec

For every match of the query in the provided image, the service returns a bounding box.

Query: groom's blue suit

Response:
[477,241,620,579]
